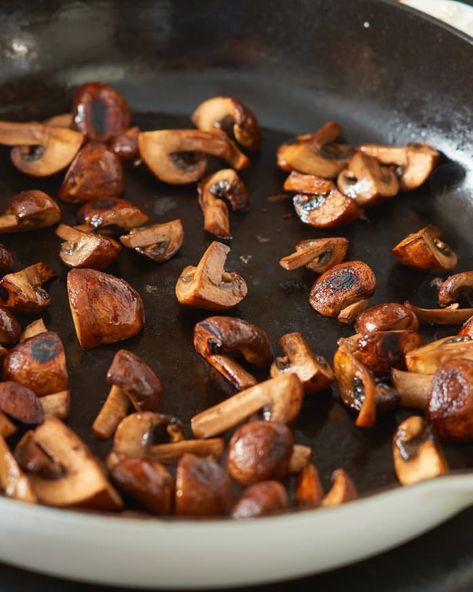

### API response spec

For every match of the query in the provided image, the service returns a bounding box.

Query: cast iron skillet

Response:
[0,0,472,588]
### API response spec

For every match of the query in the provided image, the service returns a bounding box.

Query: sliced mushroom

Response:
[270,332,334,394]
[393,416,447,485]
[391,369,432,409]
[146,438,224,464]
[78,197,149,233]
[0,435,36,503]
[405,335,473,374]
[40,390,70,420]
[0,244,13,275]
[392,225,457,272]
[110,126,141,162]
[191,373,303,438]
[120,219,183,262]
[231,481,289,519]
[56,224,121,270]
[59,142,125,204]
[0,382,43,425]
[192,96,261,150]
[0,263,56,314]
[279,237,349,273]
[67,268,144,349]
[176,241,247,310]
[0,190,61,234]
[358,142,439,191]
[355,302,419,334]
[0,307,20,345]
[20,318,47,342]
[322,469,357,506]
[438,271,473,307]
[139,129,248,184]
[309,261,376,318]
[193,316,272,390]
[404,302,473,325]
[296,463,324,509]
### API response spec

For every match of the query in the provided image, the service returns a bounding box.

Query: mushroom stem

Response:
[288,444,312,474]
[0,435,36,503]
[147,438,224,463]
[92,385,130,439]
[0,215,19,232]
[55,223,85,242]
[391,369,431,409]
[404,302,473,325]
[39,390,70,420]
[338,299,370,324]
[0,122,50,145]
[0,411,17,438]
[205,354,257,389]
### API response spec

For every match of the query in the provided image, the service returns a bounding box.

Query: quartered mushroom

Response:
[0,307,21,345]
[309,261,376,320]
[0,263,56,314]
[120,219,184,262]
[0,120,84,177]
[138,129,249,184]
[192,96,261,150]
[231,480,289,519]
[175,241,247,310]
[110,126,141,162]
[405,335,473,374]
[0,190,61,234]
[193,316,272,390]
[358,142,439,191]
[78,197,149,233]
[296,463,324,509]
[355,302,419,334]
[0,244,13,275]
[404,302,473,325]
[0,435,37,503]
[321,469,358,507]
[0,382,44,425]
[270,332,334,394]
[67,268,144,349]
[279,237,348,273]
[55,224,121,270]
[438,271,473,307]
[392,225,457,272]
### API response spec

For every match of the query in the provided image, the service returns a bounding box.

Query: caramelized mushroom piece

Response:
[40,390,70,420]
[0,244,13,275]
[279,237,349,273]
[270,332,334,394]
[391,369,432,409]
[309,261,376,319]
[0,307,20,345]
[176,241,247,310]
[192,96,261,150]
[0,435,36,503]
[0,190,60,234]
[392,225,457,272]
[355,302,419,334]
[0,382,43,425]
[175,453,232,517]
[405,335,473,374]
[78,197,149,233]
[56,224,121,270]
[459,315,473,337]
[393,416,447,485]
[322,469,357,506]
[139,129,248,184]
[120,219,183,262]
[193,316,272,390]
[296,463,324,509]
[20,318,47,342]
[0,263,56,314]
[358,142,439,191]
[404,302,473,325]
[67,268,144,349]
[438,271,473,307]
[110,126,140,162]
[231,480,289,519]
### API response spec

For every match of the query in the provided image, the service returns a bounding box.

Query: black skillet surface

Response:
[0,0,473,589]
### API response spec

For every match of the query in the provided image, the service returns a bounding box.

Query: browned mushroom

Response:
[0,307,20,345]
[193,316,272,390]
[138,129,248,184]
[404,302,473,325]
[110,126,141,162]
[296,463,324,509]
[270,332,334,394]
[0,435,36,503]
[405,335,473,374]
[355,302,419,334]
[231,480,289,519]
[176,241,247,310]
[309,261,376,319]
[20,318,47,342]
[0,244,13,275]
[279,237,349,273]
[78,197,149,233]
[391,369,432,409]
[0,263,56,314]
[40,390,70,419]
[56,224,121,270]
[0,190,61,234]
[392,226,457,272]
[322,469,357,506]
[438,271,473,307]
[358,142,439,191]
[192,96,261,150]
[14,430,63,479]
[0,382,43,425]
[67,268,144,349]
[120,219,184,262]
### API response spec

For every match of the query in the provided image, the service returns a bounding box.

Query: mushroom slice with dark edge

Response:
[55,224,121,270]
[231,481,289,519]
[0,244,13,275]
[67,268,144,349]
[358,142,439,191]
[337,152,399,206]
[0,382,43,425]
[403,302,473,325]
[0,121,84,177]
[393,416,447,485]
[175,453,232,517]
[193,316,272,390]
[438,271,473,307]
[279,237,349,273]
[0,435,36,503]
[110,126,141,162]
[270,332,334,394]
[138,129,249,185]
[191,373,303,438]
[59,142,125,204]
[309,261,376,319]
[321,469,358,506]
[0,190,61,234]
[0,307,21,345]
[71,82,131,142]
[192,96,261,150]
[0,263,56,314]
[20,318,47,342]
[78,197,149,233]
[405,335,473,374]
[175,241,247,310]
[296,463,325,509]
[392,225,457,272]
[391,369,432,409]
[26,417,122,509]
[355,302,419,334]
[120,219,184,263]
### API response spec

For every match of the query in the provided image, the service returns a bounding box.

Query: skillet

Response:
[0,0,473,587]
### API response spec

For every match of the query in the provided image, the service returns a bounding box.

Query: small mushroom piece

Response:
[355,302,419,334]
[392,225,457,272]
[288,444,312,474]
[391,369,432,409]
[110,458,173,515]
[78,197,149,233]
[459,315,473,337]
[405,335,473,374]
[0,382,43,425]
[67,268,144,349]
[0,307,20,345]
[270,332,334,394]
[322,469,357,507]
[176,241,247,310]
[0,263,56,314]
[191,374,303,438]
[231,481,289,519]
[337,152,399,206]
[0,435,36,503]
[110,126,141,162]
[72,82,131,142]
[139,129,249,185]
[192,96,261,150]
[193,316,272,390]
[92,386,129,439]
[0,190,61,234]
[175,453,232,517]
[20,318,47,342]
[56,224,121,270]
[120,219,183,262]
[59,142,125,204]
[309,261,376,318]
[0,244,13,275]
[337,299,370,324]
[438,272,473,307]
[358,142,439,191]
[0,411,17,438]
[393,416,447,485]
[296,463,324,509]
[403,302,473,325]
[40,390,70,420]
[279,237,349,273]
[227,421,293,485]
[14,431,63,479]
